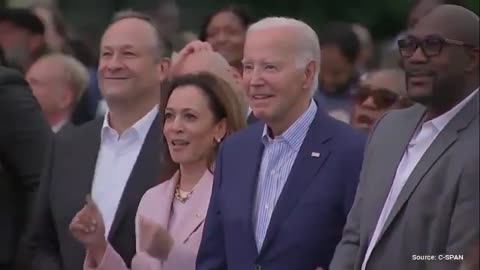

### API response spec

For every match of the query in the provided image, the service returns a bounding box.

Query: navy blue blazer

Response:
[196,108,366,270]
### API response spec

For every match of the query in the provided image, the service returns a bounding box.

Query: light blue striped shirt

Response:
[253,100,317,250]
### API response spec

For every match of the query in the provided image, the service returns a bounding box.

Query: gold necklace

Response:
[174,185,194,203]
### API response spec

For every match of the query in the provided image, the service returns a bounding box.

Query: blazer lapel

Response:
[108,114,162,240]
[71,119,103,210]
[364,105,426,241]
[259,110,333,254]
[156,172,178,227]
[136,173,176,251]
[176,171,214,243]
[240,124,265,254]
[379,94,479,239]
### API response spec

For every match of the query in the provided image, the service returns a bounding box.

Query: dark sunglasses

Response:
[397,35,478,58]
[354,86,404,109]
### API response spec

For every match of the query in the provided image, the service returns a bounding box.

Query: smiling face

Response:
[98,18,163,103]
[242,26,315,132]
[401,13,475,107]
[163,84,226,166]
[205,11,247,66]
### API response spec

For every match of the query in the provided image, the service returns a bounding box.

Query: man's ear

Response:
[158,57,171,81]
[302,60,317,91]
[464,48,479,73]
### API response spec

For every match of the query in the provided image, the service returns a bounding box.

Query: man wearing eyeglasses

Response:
[351,69,413,132]
[331,4,479,270]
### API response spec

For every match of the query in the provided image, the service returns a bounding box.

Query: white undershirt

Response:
[51,118,69,133]
[362,88,478,270]
[91,105,158,237]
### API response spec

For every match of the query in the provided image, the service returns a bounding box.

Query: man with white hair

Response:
[26,53,89,133]
[196,17,365,270]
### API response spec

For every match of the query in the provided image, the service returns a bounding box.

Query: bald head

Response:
[415,5,479,47]
[173,51,241,88]
[172,50,247,110]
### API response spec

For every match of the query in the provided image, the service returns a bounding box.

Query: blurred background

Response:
[4,0,479,57]
[1,0,478,126]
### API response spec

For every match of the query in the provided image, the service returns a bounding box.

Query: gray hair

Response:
[45,53,89,106]
[109,10,170,60]
[247,17,321,95]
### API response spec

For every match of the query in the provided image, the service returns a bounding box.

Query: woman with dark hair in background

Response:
[199,5,254,72]
[70,72,246,270]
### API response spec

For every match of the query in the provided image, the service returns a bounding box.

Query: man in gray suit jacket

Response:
[331,5,479,270]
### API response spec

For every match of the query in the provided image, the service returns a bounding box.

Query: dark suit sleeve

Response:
[26,140,63,270]
[330,112,389,270]
[196,143,228,270]
[0,67,53,268]
[446,151,479,259]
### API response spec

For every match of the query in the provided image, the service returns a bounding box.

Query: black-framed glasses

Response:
[397,35,478,58]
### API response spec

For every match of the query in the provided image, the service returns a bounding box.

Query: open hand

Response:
[69,194,107,250]
[138,215,174,260]
[169,41,213,76]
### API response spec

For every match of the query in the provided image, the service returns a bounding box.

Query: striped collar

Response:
[261,100,317,152]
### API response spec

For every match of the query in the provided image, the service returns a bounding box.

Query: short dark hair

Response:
[158,72,246,181]
[319,22,360,65]
[199,4,255,41]
[0,8,45,35]
[107,10,170,58]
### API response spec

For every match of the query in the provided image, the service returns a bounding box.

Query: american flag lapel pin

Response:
[311,152,320,158]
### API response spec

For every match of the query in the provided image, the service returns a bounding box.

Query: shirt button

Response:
[270,170,276,176]
[265,205,269,210]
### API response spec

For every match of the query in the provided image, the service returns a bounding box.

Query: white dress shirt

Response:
[91,105,158,237]
[52,118,68,133]
[362,89,478,270]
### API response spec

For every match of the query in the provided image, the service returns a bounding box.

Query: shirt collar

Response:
[261,100,317,152]
[52,118,69,133]
[427,88,478,132]
[101,105,159,142]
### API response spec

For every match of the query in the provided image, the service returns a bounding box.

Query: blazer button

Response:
[254,264,262,270]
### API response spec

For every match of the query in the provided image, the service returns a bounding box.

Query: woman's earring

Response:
[214,137,221,143]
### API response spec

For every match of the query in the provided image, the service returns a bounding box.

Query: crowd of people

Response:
[0,0,478,270]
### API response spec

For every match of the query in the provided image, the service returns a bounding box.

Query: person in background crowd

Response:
[26,53,89,133]
[316,22,361,123]
[67,38,104,125]
[30,3,68,52]
[331,5,479,270]
[0,66,52,270]
[71,72,245,270]
[170,41,247,117]
[199,4,254,73]
[30,3,104,125]
[27,10,170,270]
[352,23,374,74]
[0,8,50,72]
[154,0,195,52]
[196,17,365,270]
[350,69,413,132]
